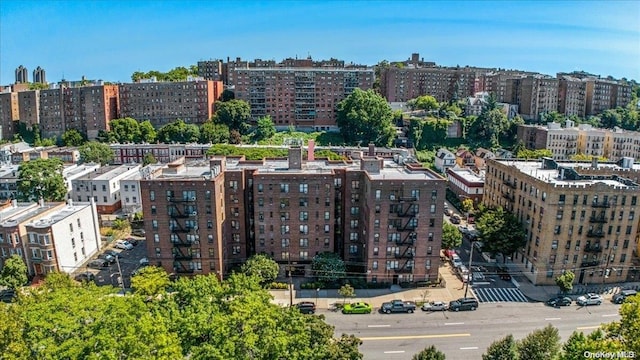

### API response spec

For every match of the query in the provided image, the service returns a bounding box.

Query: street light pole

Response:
[464,240,474,298]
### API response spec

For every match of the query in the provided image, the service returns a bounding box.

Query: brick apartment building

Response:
[505,75,559,121]
[141,145,446,285]
[484,157,640,286]
[234,68,374,131]
[119,79,223,128]
[0,92,19,140]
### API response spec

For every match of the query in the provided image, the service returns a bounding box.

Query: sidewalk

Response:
[270,262,469,309]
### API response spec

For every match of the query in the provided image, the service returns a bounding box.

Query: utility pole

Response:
[464,240,474,298]
[287,246,293,307]
[115,256,126,294]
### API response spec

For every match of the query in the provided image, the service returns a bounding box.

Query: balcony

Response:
[394,267,413,274]
[395,248,415,259]
[396,232,417,246]
[174,266,195,274]
[173,252,193,261]
[592,201,610,208]
[168,196,197,203]
[399,196,418,202]
[171,238,192,247]
[587,230,605,238]
[502,192,515,202]
[584,244,603,253]
[396,207,418,218]
[589,216,607,223]
[581,260,600,268]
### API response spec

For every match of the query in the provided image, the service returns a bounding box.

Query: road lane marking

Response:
[445,322,464,325]
[577,326,601,330]
[383,351,406,354]
[368,325,391,328]
[545,317,561,320]
[360,333,471,341]
[602,314,618,317]
[460,347,479,350]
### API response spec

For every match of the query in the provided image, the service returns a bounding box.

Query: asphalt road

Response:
[91,238,148,288]
[322,301,622,360]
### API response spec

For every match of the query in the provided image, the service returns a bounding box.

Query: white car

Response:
[115,240,134,250]
[576,293,603,306]
[422,301,449,312]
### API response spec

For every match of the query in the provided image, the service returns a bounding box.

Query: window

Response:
[375,190,381,200]
[551,240,558,249]
[349,232,358,241]
[280,225,290,234]
[150,191,155,201]
[280,183,289,193]
[229,181,238,190]
[350,220,358,228]
[299,183,308,193]
[300,251,309,260]
[324,238,330,247]
[324,211,330,220]
[155,248,161,258]
[300,238,308,247]
[350,207,359,215]
[152,220,158,230]
[349,245,358,254]
[299,211,308,221]
[351,180,360,189]
[372,261,378,270]
[300,225,308,234]
[373,246,379,256]
[232,246,241,255]
[257,184,263,193]
[151,205,157,215]
[324,224,330,233]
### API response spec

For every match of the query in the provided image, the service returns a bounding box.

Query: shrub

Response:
[269,282,289,290]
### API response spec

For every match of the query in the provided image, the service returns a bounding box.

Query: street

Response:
[322,301,621,360]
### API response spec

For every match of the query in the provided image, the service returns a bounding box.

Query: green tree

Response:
[241,254,280,285]
[338,284,356,304]
[483,334,518,360]
[517,324,561,360]
[200,121,230,143]
[157,119,201,144]
[441,222,462,250]
[254,115,276,141]
[475,207,526,262]
[311,252,346,283]
[336,88,396,147]
[408,95,439,111]
[139,120,157,143]
[131,266,171,297]
[412,345,446,360]
[219,89,235,102]
[601,293,640,353]
[17,158,67,202]
[213,99,251,134]
[461,198,474,214]
[143,152,157,166]
[61,129,85,146]
[560,330,621,360]
[0,255,28,290]
[109,117,141,143]
[570,153,608,162]
[555,270,575,295]
[516,148,553,159]
[79,141,114,165]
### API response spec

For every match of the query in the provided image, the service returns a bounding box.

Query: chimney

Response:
[288,146,303,170]
[67,199,73,207]
[591,157,598,169]
[308,140,315,161]
[368,143,375,157]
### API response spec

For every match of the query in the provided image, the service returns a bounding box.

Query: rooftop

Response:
[76,165,140,181]
[25,202,92,229]
[448,168,485,183]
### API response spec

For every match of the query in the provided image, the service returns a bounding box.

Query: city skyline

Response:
[1,0,639,85]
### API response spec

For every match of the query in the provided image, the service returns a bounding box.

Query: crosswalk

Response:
[472,287,529,303]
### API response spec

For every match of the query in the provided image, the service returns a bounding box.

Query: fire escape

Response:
[391,194,418,274]
[168,195,198,274]
[294,71,315,126]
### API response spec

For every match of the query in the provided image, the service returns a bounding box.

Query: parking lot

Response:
[76,236,148,289]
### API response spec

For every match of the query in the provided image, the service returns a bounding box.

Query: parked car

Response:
[450,214,461,224]
[74,272,96,282]
[139,257,150,267]
[131,229,145,237]
[422,301,449,312]
[99,254,115,264]
[380,299,416,314]
[126,237,139,246]
[88,259,109,269]
[451,254,463,268]
[449,297,479,311]
[295,301,317,314]
[546,296,572,307]
[612,289,637,304]
[341,302,372,314]
[104,249,121,259]
[576,293,603,306]
[115,240,134,250]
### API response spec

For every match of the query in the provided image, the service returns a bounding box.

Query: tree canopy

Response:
[200,121,230,144]
[241,254,280,285]
[17,158,67,202]
[0,255,28,290]
[441,222,462,250]
[483,334,518,360]
[517,324,561,360]
[254,116,276,141]
[311,252,346,283]
[412,345,446,360]
[79,141,114,165]
[131,66,198,82]
[475,207,526,261]
[213,99,252,135]
[336,88,396,147]
[1,271,363,359]
[156,119,200,143]
[555,270,575,295]
[61,129,85,146]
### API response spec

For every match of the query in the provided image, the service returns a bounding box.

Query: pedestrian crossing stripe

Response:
[472,287,529,303]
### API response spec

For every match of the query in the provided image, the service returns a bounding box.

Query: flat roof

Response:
[25,203,92,229]
[448,168,485,183]
[76,165,139,181]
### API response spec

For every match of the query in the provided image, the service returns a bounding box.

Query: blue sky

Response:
[1,0,639,84]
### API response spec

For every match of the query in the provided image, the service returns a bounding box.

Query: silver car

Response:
[576,293,603,306]
[422,301,449,312]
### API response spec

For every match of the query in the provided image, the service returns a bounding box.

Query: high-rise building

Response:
[234,68,374,131]
[32,66,46,84]
[380,65,478,103]
[0,92,19,140]
[197,60,223,81]
[505,75,559,121]
[17,90,40,128]
[140,145,446,284]
[15,65,28,84]
[119,79,223,128]
[484,157,640,286]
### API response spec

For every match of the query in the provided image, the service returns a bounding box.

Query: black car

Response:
[497,266,511,281]
[126,237,139,246]
[612,290,638,304]
[546,296,572,307]
[104,249,121,259]
[449,297,479,311]
[74,272,96,282]
[88,259,109,269]
[295,301,317,314]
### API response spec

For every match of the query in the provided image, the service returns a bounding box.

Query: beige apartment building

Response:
[484,158,640,286]
[505,75,559,121]
[234,68,374,131]
[380,65,478,103]
[557,71,633,116]
[518,123,640,161]
[118,79,223,128]
[140,145,446,285]
[558,75,588,117]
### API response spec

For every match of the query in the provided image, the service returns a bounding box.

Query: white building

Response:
[434,148,456,173]
[120,164,166,215]
[71,164,141,214]
[62,163,101,198]
[0,165,19,200]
